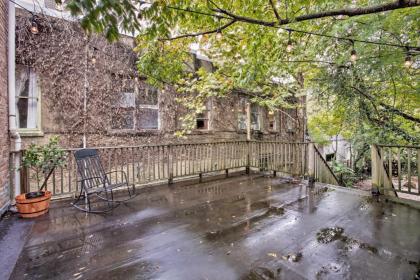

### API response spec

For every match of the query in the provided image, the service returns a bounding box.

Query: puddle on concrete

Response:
[316,262,345,279]
[206,206,285,241]
[316,227,378,254]
[242,266,277,280]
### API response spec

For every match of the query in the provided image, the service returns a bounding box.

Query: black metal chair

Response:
[72,149,136,213]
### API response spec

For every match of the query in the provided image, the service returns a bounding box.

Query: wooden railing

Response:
[13,141,342,198]
[372,144,419,198]
[311,145,341,186]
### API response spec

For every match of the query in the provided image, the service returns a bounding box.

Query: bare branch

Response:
[210,0,420,27]
[351,86,420,124]
[159,20,236,41]
[269,0,281,22]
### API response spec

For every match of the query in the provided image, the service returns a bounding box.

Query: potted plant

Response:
[15,136,66,218]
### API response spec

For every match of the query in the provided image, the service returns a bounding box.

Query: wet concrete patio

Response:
[2,174,420,279]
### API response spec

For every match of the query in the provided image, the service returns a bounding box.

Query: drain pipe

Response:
[8,1,22,198]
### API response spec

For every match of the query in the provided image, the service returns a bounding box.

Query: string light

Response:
[404,55,412,68]
[286,29,293,52]
[30,17,39,34]
[216,29,222,41]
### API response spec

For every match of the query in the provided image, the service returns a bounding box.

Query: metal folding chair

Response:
[72,149,136,213]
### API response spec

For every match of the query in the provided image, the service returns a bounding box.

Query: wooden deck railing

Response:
[13,141,341,198]
[372,144,419,198]
[312,145,341,186]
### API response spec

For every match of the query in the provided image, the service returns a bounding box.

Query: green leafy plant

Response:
[331,161,358,187]
[22,136,66,191]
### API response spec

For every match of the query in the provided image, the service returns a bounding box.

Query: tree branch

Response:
[351,86,420,124]
[159,19,236,41]
[210,0,420,27]
[269,0,281,22]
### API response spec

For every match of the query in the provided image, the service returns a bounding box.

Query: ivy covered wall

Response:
[15,10,302,148]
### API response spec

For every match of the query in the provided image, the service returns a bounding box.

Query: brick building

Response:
[13,7,305,149]
[0,0,10,214]
[2,1,306,202]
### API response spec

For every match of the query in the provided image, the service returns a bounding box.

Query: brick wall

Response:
[15,10,305,149]
[0,0,10,213]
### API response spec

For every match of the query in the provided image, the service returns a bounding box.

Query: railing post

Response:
[371,144,380,193]
[168,144,173,184]
[246,141,250,175]
[308,143,315,188]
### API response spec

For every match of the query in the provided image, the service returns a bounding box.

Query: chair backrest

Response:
[74,149,108,188]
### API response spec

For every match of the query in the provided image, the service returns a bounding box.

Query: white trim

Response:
[15,66,42,133]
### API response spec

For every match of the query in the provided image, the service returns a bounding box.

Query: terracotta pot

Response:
[15,191,52,218]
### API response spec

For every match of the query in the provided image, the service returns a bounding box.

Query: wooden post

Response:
[246,141,250,175]
[246,102,251,141]
[168,144,173,184]
[308,143,315,188]
[371,145,380,192]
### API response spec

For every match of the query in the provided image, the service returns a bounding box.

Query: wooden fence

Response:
[372,144,420,198]
[14,141,340,198]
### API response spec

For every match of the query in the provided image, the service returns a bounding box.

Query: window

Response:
[251,105,261,131]
[268,111,276,131]
[137,87,159,130]
[237,98,247,130]
[15,65,41,133]
[196,100,211,130]
[111,92,135,130]
[237,98,261,131]
[111,86,159,131]
[326,153,336,162]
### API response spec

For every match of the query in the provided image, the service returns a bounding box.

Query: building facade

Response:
[0,0,10,215]
[13,6,305,149]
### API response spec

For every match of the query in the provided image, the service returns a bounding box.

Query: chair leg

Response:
[85,190,92,212]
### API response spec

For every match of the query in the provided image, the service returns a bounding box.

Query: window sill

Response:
[108,129,162,136]
[18,130,44,137]
[190,129,214,135]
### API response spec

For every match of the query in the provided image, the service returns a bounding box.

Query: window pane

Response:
[16,65,30,97]
[111,110,134,129]
[16,65,38,129]
[137,86,158,105]
[117,92,135,108]
[196,119,208,130]
[17,98,28,128]
[138,108,158,129]
[238,113,246,130]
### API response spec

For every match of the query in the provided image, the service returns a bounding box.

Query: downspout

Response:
[8,1,21,198]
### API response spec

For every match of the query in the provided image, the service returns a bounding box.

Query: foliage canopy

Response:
[60,0,419,142]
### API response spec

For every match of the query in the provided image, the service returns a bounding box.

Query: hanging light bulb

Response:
[286,30,293,52]
[91,57,96,64]
[30,17,39,34]
[216,29,222,41]
[350,49,357,62]
[404,54,412,68]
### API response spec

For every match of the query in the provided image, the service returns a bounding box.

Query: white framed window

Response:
[137,86,159,130]
[111,92,135,130]
[15,65,42,135]
[111,86,160,131]
[251,104,261,131]
[268,111,277,131]
[237,98,261,131]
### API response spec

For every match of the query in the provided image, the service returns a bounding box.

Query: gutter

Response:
[8,1,21,199]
